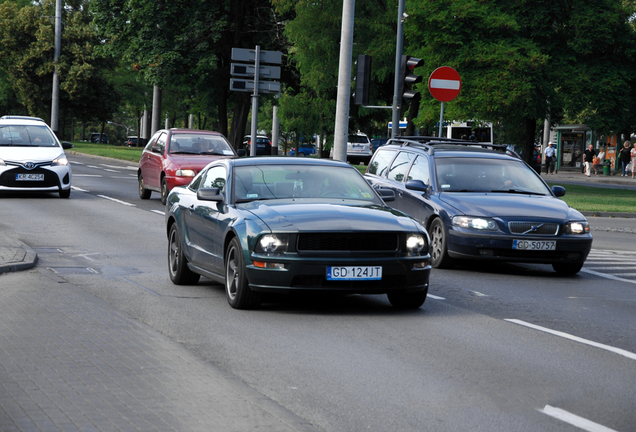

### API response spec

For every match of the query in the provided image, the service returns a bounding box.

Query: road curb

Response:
[0,237,38,274]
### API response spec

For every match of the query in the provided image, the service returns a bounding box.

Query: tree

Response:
[0,0,119,136]
[405,0,636,161]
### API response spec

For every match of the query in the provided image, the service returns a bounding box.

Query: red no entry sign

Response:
[428,67,461,102]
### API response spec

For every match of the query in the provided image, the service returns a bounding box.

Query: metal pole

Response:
[438,102,445,137]
[391,0,405,138]
[249,45,261,157]
[333,0,355,162]
[151,86,162,135]
[50,0,62,136]
[272,104,279,155]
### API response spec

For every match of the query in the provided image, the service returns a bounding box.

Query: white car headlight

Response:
[452,216,498,231]
[254,234,289,254]
[406,234,426,254]
[564,221,590,234]
[176,169,196,177]
[51,155,68,166]
[0,158,5,166]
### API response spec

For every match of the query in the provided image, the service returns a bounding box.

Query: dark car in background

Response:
[165,157,431,310]
[138,128,238,204]
[90,133,109,143]
[365,137,593,275]
[243,135,272,155]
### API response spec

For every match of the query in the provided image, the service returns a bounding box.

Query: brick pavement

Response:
[0,270,319,432]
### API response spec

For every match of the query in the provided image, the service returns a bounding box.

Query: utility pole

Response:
[333,0,355,162]
[391,0,406,139]
[50,0,62,137]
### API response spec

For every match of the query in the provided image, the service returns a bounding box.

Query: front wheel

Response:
[225,237,262,309]
[552,262,583,275]
[429,218,454,269]
[160,177,168,205]
[168,224,200,285]
[387,288,428,309]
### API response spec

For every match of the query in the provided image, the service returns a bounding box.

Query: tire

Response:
[429,218,454,269]
[298,151,306,157]
[387,288,428,309]
[168,223,200,285]
[138,173,151,199]
[59,189,70,198]
[160,176,168,205]
[552,262,583,275]
[225,237,262,309]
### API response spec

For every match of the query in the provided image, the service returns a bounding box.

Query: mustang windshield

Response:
[234,165,379,202]
[0,125,58,147]
[435,158,550,195]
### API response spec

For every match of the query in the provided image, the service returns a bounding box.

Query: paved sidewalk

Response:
[0,237,320,432]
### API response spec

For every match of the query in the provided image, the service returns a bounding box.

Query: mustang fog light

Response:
[176,169,196,177]
[406,234,425,254]
[452,216,498,231]
[564,221,590,234]
[253,261,285,269]
[412,261,428,269]
[255,234,289,254]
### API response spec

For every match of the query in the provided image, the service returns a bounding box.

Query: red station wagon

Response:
[138,129,239,204]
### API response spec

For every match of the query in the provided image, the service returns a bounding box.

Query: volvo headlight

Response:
[254,234,289,254]
[564,221,590,234]
[176,169,196,177]
[51,155,68,166]
[452,216,498,231]
[406,234,426,254]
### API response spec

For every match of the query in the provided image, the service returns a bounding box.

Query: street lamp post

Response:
[107,121,130,142]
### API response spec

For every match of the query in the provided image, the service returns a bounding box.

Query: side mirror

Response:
[405,179,428,192]
[552,185,566,197]
[376,188,395,202]
[61,141,74,150]
[237,149,246,157]
[197,187,224,202]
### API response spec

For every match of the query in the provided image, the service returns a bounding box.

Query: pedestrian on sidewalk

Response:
[583,144,597,177]
[631,143,636,179]
[544,142,556,174]
[619,140,632,176]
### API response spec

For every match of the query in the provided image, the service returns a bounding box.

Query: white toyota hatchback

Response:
[0,116,72,198]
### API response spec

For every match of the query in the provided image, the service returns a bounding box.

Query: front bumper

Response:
[0,165,71,192]
[245,254,431,294]
[447,228,592,264]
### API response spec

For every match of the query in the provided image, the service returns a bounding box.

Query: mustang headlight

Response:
[406,234,426,254]
[452,216,498,231]
[51,155,68,166]
[255,234,289,254]
[564,221,590,234]
[176,169,196,177]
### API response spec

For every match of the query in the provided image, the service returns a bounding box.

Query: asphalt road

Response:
[1,153,634,432]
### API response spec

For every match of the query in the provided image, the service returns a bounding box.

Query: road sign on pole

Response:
[428,66,461,102]
[231,48,282,65]
[230,79,281,94]
[230,64,281,80]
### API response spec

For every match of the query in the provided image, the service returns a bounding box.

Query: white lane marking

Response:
[71,186,88,192]
[585,266,636,270]
[70,161,84,164]
[72,174,102,177]
[87,165,99,168]
[426,294,445,300]
[539,405,617,432]
[103,169,120,173]
[580,268,636,284]
[505,319,636,361]
[97,195,136,207]
[101,164,137,171]
[471,290,488,297]
[151,210,165,216]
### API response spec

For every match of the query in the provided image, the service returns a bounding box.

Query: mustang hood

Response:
[439,193,584,220]
[244,202,420,232]
[0,147,66,163]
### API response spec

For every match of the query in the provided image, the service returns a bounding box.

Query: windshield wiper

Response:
[488,189,546,196]
[235,197,273,203]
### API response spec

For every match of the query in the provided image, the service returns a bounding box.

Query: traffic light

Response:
[396,55,424,104]
[353,55,372,105]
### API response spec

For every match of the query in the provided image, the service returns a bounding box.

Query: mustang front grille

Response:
[508,222,559,236]
[297,232,399,252]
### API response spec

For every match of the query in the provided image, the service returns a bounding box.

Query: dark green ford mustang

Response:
[165,157,431,310]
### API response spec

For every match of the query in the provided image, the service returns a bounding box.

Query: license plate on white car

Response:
[512,240,556,250]
[327,266,382,281]
[16,173,44,181]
